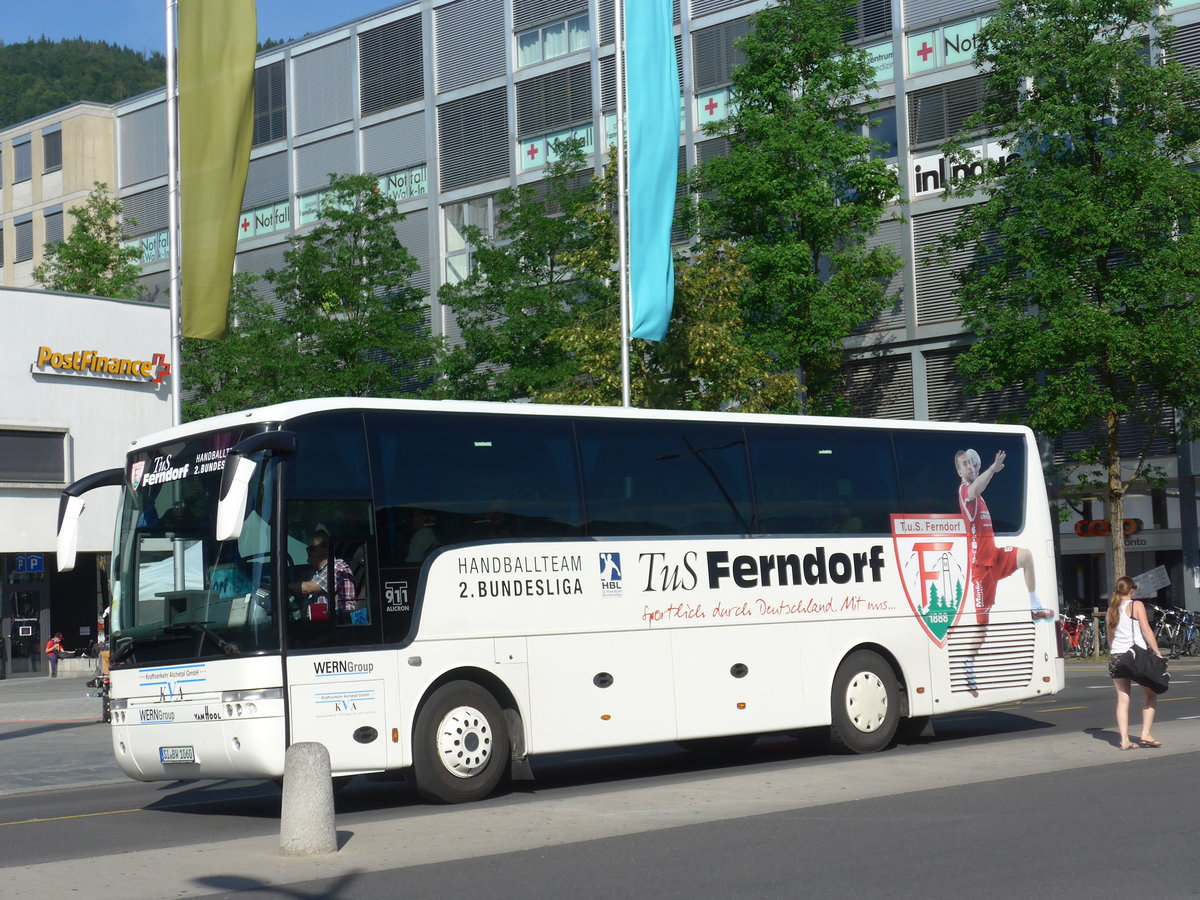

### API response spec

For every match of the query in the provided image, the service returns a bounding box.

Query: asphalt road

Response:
[2,662,1198,898]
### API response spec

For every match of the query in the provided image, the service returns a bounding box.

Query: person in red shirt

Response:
[44,632,70,678]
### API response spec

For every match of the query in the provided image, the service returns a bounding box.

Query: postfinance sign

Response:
[32,346,172,385]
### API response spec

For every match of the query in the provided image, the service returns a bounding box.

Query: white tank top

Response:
[1110,600,1147,655]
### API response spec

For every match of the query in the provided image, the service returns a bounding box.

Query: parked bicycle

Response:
[1058,613,1095,657]
[1149,605,1200,659]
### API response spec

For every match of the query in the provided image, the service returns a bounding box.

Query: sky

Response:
[2,0,401,56]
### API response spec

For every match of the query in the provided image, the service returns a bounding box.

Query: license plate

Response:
[159,745,195,764]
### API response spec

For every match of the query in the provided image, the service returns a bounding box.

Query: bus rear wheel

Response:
[412,681,510,804]
[829,650,899,754]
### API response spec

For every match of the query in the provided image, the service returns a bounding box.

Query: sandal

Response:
[1119,741,1138,750]
[1139,738,1162,748]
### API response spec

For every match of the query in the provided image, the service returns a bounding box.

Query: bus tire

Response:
[829,650,899,754]
[412,681,510,804]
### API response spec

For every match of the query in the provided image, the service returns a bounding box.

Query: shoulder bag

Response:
[1120,643,1170,694]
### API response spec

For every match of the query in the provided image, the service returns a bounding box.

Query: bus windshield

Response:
[110,428,280,664]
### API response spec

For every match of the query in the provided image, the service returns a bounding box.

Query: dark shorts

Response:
[1109,653,1129,679]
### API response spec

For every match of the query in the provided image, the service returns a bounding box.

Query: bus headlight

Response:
[220,687,281,716]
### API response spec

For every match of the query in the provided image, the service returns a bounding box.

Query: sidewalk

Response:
[0,670,125,796]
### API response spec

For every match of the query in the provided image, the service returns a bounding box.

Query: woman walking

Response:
[1107,576,1164,750]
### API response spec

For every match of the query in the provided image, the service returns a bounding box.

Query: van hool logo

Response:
[892,514,970,646]
[599,551,623,597]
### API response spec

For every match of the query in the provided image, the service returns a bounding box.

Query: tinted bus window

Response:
[747,425,900,535]
[576,420,752,536]
[892,430,1027,533]
[285,412,372,498]
[367,411,583,567]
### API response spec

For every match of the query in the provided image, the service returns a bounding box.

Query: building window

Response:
[43,130,62,173]
[253,60,287,146]
[519,124,594,171]
[0,430,65,484]
[14,218,33,263]
[13,139,32,184]
[43,208,64,245]
[515,64,592,168]
[359,16,423,116]
[692,18,750,94]
[443,195,496,285]
[517,14,589,67]
[907,75,990,149]
[844,0,892,43]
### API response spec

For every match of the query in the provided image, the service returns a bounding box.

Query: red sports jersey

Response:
[959,482,999,566]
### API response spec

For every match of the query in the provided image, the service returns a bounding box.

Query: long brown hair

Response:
[1107,576,1137,634]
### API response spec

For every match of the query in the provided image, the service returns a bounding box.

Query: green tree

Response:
[940,0,1200,580]
[267,173,439,398]
[181,274,299,421]
[688,0,903,414]
[439,144,794,410]
[540,239,796,412]
[33,182,142,299]
[436,142,610,401]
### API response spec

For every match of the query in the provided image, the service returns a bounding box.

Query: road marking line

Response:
[1158,696,1197,702]
[0,808,139,828]
[1031,706,1085,712]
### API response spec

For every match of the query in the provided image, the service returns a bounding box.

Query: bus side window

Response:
[284,500,378,649]
[747,424,900,535]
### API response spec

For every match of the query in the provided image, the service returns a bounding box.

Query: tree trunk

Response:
[1107,410,1125,585]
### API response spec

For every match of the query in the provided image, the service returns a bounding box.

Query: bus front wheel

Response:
[412,681,510,803]
[829,650,899,754]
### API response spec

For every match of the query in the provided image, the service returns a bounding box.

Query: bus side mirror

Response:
[57,494,86,572]
[215,430,297,543]
[216,455,257,542]
[57,468,124,572]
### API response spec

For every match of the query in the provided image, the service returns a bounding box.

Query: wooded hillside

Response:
[0,38,165,129]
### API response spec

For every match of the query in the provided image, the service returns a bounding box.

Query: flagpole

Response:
[614,0,632,408]
[165,0,182,427]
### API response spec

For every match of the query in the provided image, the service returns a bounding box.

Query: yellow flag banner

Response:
[178,0,256,339]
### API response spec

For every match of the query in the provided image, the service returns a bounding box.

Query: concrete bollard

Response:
[279,741,338,856]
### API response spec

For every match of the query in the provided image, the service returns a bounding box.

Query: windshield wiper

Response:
[163,622,240,656]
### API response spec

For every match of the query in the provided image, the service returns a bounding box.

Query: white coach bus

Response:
[57,399,1064,802]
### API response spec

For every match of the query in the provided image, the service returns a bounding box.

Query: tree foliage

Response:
[941,0,1200,578]
[0,38,164,129]
[184,173,439,416]
[266,173,440,399]
[437,145,794,411]
[182,274,298,421]
[688,0,903,414]
[33,182,142,299]
[436,143,612,401]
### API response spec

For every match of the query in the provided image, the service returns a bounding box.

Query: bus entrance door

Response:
[287,654,388,772]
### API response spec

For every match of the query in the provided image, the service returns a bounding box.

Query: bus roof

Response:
[128,397,1032,452]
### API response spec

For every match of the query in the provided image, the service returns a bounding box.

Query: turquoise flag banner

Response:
[625,0,679,342]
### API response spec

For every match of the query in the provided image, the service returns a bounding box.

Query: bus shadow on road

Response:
[912,710,1054,744]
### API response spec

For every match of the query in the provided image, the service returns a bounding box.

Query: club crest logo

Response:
[130,460,145,491]
[891,514,971,646]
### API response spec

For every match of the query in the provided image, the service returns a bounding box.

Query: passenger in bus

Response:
[290,531,356,622]
[405,510,441,563]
